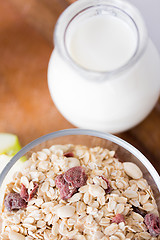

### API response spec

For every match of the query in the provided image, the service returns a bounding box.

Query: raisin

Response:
[63,152,74,158]
[144,213,160,237]
[132,205,147,217]
[4,193,27,211]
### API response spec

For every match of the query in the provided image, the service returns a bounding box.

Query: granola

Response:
[1,144,160,240]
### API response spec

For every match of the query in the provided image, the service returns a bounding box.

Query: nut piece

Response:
[123,162,143,179]
[57,205,75,218]
[9,231,25,240]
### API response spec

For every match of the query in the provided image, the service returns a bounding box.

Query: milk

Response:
[48,1,160,133]
[67,15,137,72]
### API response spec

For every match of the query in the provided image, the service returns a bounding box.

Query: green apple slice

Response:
[0,133,26,181]
[0,134,27,211]
[0,133,26,162]
[0,154,25,207]
[0,133,21,155]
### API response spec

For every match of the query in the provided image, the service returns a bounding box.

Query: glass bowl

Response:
[0,129,160,233]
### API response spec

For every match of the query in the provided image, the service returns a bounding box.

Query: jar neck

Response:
[54,0,148,81]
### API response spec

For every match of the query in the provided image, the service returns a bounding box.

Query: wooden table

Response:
[0,0,160,173]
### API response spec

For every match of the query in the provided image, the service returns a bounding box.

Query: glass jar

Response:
[48,0,160,133]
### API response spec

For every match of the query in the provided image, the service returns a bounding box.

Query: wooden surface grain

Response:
[0,0,160,173]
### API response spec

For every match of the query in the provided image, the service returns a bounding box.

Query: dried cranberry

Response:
[20,184,29,201]
[28,182,39,201]
[55,173,77,200]
[132,205,147,218]
[99,176,112,194]
[112,214,125,224]
[55,174,66,189]
[144,213,160,237]
[55,166,87,200]
[20,183,38,202]
[64,152,74,158]
[60,184,77,200]
[64,166,87,188]
[4,193,27,211]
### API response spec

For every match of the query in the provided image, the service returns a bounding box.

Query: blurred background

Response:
[0,0,160,171]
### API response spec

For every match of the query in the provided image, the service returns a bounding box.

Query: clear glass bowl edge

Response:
[0,129,159,191]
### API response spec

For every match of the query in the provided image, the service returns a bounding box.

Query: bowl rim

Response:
[0,128,159,190]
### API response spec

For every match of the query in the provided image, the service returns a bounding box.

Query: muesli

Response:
[1,144,160,239]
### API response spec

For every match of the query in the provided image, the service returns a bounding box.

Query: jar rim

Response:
[54,0,148,81]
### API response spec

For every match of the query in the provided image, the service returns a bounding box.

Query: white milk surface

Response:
[67,15,137,71]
